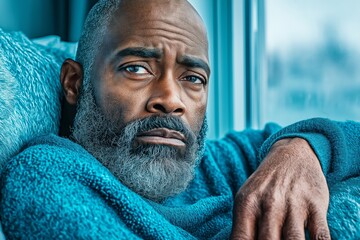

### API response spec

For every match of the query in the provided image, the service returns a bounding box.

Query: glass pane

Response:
[263,0,360,126]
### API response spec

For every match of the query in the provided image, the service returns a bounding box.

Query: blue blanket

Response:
[1,118,359,239]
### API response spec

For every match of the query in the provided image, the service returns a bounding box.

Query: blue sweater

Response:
[1,118,359,239]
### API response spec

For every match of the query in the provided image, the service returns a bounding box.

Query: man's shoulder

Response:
[25,134,90,156]
[2,134,98,178]
[0,134,137,239]
[0,134,113,210]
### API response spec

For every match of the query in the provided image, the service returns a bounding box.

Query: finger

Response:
[307,207,331,240]
[231,214,257,240]
[257,199,285,240]
[231,193,259,240]
[282,206,306,240]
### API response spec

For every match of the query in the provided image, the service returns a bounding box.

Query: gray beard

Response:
[71,84,207,202]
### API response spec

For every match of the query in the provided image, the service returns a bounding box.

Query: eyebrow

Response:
[114,47,162,60]
[113,47,210,76]
[178,55,211,76]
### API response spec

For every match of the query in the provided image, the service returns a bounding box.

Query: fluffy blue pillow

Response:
[0,29,76,169]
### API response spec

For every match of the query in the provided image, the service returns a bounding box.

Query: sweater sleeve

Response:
[259,118,360,183]
[206,123,282,192]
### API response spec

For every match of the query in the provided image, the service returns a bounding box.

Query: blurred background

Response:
[1,0,359,139]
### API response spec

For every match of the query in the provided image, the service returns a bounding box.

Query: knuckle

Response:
[234,192,260,217]
[313,229,331,240]
[230,231,252,240]
[307,215,331,240]
[286,232,304,240]
[262,196,277,210]
[261,193,283,212]
[283,221,306,240]
[235,191,258,206]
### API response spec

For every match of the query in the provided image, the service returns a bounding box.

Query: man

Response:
[0,0,359,239]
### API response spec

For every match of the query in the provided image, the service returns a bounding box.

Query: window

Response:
[189,0,245,139]
[255,0,360,127]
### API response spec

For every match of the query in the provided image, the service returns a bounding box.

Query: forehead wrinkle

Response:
[134,30,206,55]
[140,19,207,47]
[140,29,207,53]
[106,25,207,60]
[129,24,208,59]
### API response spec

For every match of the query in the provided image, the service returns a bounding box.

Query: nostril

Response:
[153,104,167,113]
[152,104,183,114]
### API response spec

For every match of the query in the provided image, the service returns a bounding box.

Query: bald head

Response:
[76,0,208,89]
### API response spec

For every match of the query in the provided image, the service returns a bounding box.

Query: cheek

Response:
[106,94,147,125]
[184,92,207,134]
[93,81,147,126]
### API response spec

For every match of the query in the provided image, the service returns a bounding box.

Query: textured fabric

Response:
[0,29,74,169]
[32,35,77,55]
[260,118,360,184]
[1,118,359,239]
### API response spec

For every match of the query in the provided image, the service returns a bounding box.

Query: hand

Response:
[230,138,331,240]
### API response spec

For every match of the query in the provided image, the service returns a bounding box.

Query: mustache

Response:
[116,115,197,146]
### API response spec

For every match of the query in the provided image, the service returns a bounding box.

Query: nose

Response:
[146,77,186,116]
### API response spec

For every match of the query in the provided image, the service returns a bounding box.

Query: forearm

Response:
[259,118,360,183]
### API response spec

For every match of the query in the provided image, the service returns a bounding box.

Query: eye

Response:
[183,75,206,85]
[120,65,149,74]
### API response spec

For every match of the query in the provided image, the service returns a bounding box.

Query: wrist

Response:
[269,137,321,169]
[271,137,309,151]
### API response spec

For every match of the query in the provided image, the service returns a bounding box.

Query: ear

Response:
[60,59,83,105]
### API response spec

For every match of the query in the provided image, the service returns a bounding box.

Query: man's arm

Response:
[231,138,330,239]
[258,118,360,182]
[228,118,360,239]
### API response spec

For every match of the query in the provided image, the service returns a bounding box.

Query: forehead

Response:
[100,0,209,62]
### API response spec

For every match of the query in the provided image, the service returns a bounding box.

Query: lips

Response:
[135,128,186,147]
